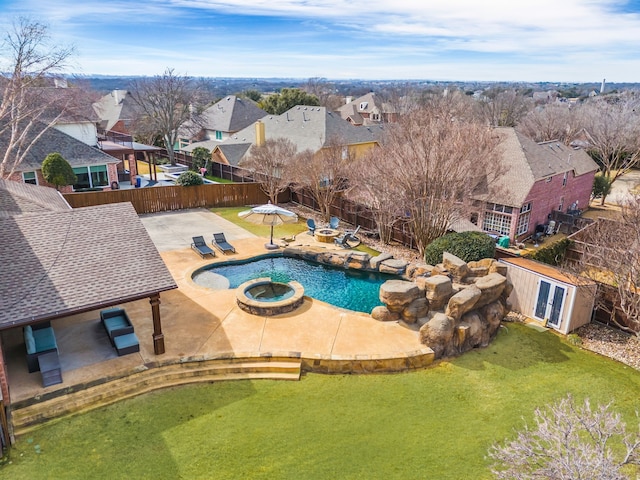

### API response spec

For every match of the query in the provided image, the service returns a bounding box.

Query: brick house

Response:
[476,127,599,242]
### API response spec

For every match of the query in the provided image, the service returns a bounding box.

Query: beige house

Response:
[500,257,596,334]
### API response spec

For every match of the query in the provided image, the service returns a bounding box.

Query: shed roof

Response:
[500,257,593,286]
[0,201,177,329]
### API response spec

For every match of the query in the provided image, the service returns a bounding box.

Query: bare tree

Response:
[288,141,351,221]
[476,89,533,127]
[240,137,297,204]
[575,97,640,204]
[302,77,342,111]
[0,17,75,179]
[129,68,206,166]
[351,101,500,256]
[567,193,640,336]
[517,103,580,144]
[489,394,640,479]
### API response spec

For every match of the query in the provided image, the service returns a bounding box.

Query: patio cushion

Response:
[103,315,128,332]
[114,332,139,350]
[33,327,57,352]
[24,326,36,354]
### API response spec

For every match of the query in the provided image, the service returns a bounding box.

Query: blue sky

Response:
[1,0,640,82]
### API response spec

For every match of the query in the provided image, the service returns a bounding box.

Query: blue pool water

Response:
[192,256,396,313]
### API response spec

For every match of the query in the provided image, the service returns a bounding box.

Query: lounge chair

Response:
[191,236,215,258]
[334,226,362,248]
[306,219,316,235]
[212,232,236,254]
[329,216,340,229]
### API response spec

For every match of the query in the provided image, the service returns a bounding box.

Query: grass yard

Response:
[2,323,640,479]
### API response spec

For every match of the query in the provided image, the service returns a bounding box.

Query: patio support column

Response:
[149,293,165,355]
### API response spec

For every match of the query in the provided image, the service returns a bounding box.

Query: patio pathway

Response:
[7,208,430,408]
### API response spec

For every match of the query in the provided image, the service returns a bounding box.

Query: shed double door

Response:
[534,279,566,328]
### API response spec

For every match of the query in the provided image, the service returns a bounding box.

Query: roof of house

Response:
[217,105,384,165]
[336,92,393,125]
[1,122,120,172]
[0,200,177,329]
[0,178,71,217]
[93,90,140,131]
[485,128,599,206]
[180,95,268,140]
[37,87,101,124]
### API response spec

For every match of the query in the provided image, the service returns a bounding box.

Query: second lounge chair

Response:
[191,236,216,258]
[212,233,236,254]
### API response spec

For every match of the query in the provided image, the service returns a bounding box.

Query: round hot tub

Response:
[236,277,304,315]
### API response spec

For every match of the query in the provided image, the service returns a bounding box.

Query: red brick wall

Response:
[517,170,595,240]
[0,346,9,406]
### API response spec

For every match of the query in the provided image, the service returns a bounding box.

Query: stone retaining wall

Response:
[282,246,511,361]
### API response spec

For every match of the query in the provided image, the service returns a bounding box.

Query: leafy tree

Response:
[489,394,640,479]
[0,18,75,179]
[259,88,320,115]
[175,170,203,186]
[41,152,76,190]
[241,137,296,204]
[424,231,496,266]
[241,89,262,102]
[191,147,210,173]
[593,172,613,201]
[129,68,207,166]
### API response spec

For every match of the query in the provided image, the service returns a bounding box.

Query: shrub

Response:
[41,152,77,190]
[592,173,612,200]
[191,147,211,172]
[424,231,496,265]
[175,171,204,186]
[530,238,572,266]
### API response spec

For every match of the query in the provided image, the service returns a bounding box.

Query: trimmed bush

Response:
[530,238,572,266]
[424,231,496,265]
[176,171,204,186]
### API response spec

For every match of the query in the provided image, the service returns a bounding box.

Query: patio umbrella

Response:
[238,202,298,249]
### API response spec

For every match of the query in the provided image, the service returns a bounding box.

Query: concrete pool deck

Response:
[7,208,431,409]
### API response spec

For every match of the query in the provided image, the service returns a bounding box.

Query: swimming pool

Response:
[192,255,397,313]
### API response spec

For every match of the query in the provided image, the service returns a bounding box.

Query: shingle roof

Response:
[182,95,268,138]
[93,90,139,131]
[0,201,177,329]
[216,143,252,166]
[1,122,120,172]
[0,179,71,217]
[485,128,599,206]
[218,106,383,165]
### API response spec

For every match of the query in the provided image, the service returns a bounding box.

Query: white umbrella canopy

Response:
[238,202,298,248]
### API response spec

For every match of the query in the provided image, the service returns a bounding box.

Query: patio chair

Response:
[191,236,215,258]
[329,216,340,229]
[212,232,236,254]
[306,218,316,235]
[334,226,362,249]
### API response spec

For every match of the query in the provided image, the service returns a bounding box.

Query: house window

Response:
[22,171,37,185]
[482,211,512,236]
[215,131,222,140]
[562,172,568,186]
[517,212,531,235]
[73,165,109,190]
[489,203,513,214]
[558,196,564,212]
[520,202,532,214]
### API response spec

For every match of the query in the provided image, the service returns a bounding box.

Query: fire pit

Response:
[315,228,339,243]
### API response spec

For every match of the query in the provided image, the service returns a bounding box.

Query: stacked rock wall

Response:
[282,246,511,360]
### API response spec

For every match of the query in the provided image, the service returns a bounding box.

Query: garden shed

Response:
[499,257,596,334]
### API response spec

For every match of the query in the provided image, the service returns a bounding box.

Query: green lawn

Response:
[3,323,640,479]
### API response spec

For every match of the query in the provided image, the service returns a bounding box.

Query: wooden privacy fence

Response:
[64,183,268,214]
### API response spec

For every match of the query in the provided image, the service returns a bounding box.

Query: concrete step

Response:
[11,358,301,437]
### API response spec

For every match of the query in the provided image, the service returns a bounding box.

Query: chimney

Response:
[113,90,120,105]
[600,78,606,94]
[345,96,353,104]
[255,121,265,147]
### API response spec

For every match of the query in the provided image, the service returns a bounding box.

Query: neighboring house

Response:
[0,179,177,443]
[177,95,268,153]
[1,122,121,192]
[336,92,397,126]
[93,89,140,135]
[475,128,599,242]
[212,105,383,166]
